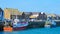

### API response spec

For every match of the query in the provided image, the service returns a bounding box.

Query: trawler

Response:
[13,16,28,31]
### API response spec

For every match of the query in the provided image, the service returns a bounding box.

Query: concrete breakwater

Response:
[55,21,60,27]
[27,20,60,28]
[27,21,45,28]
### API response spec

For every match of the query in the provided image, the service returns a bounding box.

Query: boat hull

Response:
[13,26,27,31]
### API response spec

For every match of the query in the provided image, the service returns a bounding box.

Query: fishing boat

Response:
[13,22,28,31]
[13,18,28,31]
[44,17,56,28]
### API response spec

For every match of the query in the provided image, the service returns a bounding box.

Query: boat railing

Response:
[28,20,46,22]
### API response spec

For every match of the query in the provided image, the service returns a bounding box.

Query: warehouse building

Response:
[4,8,23,20]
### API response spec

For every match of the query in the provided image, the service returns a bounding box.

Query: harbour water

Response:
[1,27,60,34]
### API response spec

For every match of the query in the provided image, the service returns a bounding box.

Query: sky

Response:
[0,0,60,14]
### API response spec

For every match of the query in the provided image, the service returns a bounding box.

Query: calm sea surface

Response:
[0,27,60,34]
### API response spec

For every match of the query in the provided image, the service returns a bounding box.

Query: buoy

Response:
[3,26,13,32]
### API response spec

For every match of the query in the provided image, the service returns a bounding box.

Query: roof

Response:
[4,8,23,15]
[29,14,39,18]
[47,14,56,17]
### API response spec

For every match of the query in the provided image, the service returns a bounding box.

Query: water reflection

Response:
[0,27,60,34]
[0,31,4,34]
